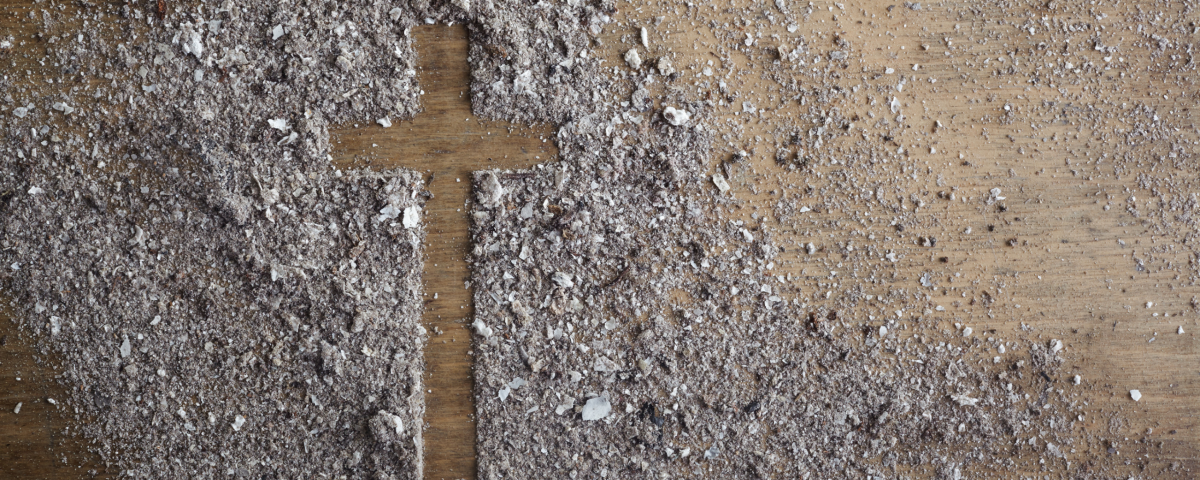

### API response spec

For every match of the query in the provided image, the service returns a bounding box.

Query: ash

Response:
[471,116,1077,479]
[0,0,615,478]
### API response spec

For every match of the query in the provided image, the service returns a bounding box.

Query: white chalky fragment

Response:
[640,26,649,47]
[49,316,61,335]
[712,174,731,193]
[271,24,285,40]
[14,402,21,414]
[377,117,392,128]
[662,106,690,126]
[268,118,289,131]
[1179,326,1185,334]
[370,410,406,445]
[472,318,493,338]
[879,325,888,336]
[232,414,246,431]
[951,394,980,407]
[402,206,420,229]
[27,186,44,195]
[657,57,675,76]
[376,204,402,223]
[1072,375,1081,385]
[1049,339,1063,353]
[592,356,619,372]
[581,397,611,421]
[119,336,132,358]
[552,272,575,289]
[1129,390,1141,401]
[51,102,74,115]
[704,445,720,459]
[180,24,204,58]
[624,48,642,69]
[13,106,29,118]
[476,172,505,207]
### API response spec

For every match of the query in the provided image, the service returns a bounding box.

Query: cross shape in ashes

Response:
[331,25,556,479]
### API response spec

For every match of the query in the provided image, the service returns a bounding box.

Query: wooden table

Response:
[3,1,1198,478]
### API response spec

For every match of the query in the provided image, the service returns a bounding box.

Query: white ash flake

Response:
[472,318,494,338]
[624,48,642,69]
[267,118,289,131]
[231,414,246,431]
[662,106,690,126]
[369,410,406,445]
[14,402,22,414]
[26,186,44,195]
[1049,339,1064,353]
[51,102,74,115]
[951,394,981,407]
[499,377,527,401]
[476,171,506,207]
[401,206,421,229]
[656,57,675,76]
[178,23,204,59]
[712,173,731,193]
[377,117,393,128]
[580,397,611,421]
[551,271,575,289]
[1130,390,1142,402]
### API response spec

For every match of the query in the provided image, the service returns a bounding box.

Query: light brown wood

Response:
[2,1,1198,479]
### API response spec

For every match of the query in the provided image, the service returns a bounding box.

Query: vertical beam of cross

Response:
[331,25,556,480]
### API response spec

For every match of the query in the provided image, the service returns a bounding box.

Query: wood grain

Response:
[2,1,1198,479]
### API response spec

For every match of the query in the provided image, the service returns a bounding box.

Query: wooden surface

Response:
[3,1,1199,479]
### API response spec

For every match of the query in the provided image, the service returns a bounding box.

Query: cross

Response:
[331,25,556,479]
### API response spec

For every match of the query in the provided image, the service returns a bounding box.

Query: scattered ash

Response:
[0,0,613,478]
[469,1,1199,479]
[469,107,1087,479]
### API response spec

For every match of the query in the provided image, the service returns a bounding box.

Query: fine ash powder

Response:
[1,0,1191,479]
